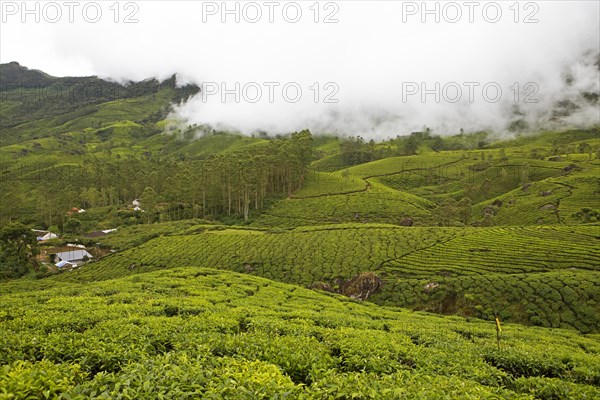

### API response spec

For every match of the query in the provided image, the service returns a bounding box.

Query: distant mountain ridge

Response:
[0,62,200,144]
[0,61,200,94]
[0,61,56,88]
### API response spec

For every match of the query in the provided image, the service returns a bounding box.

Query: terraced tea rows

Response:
[292,171,366,197]
[58,224,600,331]
[557,174,600,219]
[472,177,599,225]
[3,65,599,399]
[345,154,468,178]
[2,267,600,398]
[255,154,481,227]
[384,226,600,277]
[406,160,569,204]
[255,183,436,227]
[376,269,600,333]
[61,225,465,284]
[260,152,598,228]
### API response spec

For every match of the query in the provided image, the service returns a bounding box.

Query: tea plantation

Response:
[1,63,600,398]
[255,152,599,228]
[2,267,600,399]
[51,224,600,332]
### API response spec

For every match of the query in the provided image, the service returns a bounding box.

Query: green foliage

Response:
[2,64,600,399]
[64,218,82,234]
[94,219,214,251]
[0,68,198,147]
[340,136,377,165]
[0,223,39,280]
[1,267,599,398]
[0,130,314,226]
[0,360,87,399]
[49,224,600,331]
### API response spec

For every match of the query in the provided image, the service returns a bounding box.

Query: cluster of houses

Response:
[31,203,129,270]
[33,226,118,270]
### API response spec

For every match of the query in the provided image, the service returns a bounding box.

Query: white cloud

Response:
[1,1,598,137]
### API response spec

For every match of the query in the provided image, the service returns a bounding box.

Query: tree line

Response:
[339,130,492,166]
[0,131,314,230]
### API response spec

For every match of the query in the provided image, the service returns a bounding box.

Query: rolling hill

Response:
[1,63,600,398]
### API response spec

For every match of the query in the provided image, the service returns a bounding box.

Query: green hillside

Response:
[51,224,600,332]
[0,62,198,146]
[257,141,599,228]
[1,64,600,398]
[2,267,600,399]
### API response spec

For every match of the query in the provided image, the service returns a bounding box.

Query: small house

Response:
[52,249,93,264]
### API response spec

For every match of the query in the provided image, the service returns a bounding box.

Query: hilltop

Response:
[0,62,200,145]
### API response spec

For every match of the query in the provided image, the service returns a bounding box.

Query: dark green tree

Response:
[0,223,39,279]
[458,197,472,225]
[64,218,82,234]
[141,186,158,224]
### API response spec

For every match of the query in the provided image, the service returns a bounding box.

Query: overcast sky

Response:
[1,1,599,137]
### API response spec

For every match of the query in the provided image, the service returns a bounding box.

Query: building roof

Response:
[54,249,92,262]
[40,232,58,240]
[56,260,76,268]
